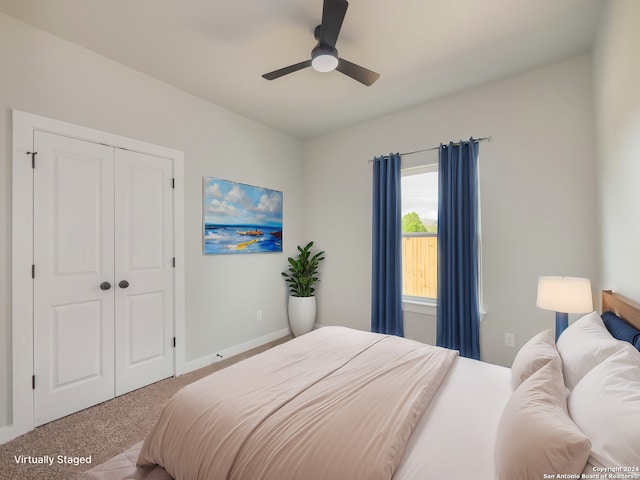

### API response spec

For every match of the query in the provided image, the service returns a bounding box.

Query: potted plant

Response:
[282,241,326,336]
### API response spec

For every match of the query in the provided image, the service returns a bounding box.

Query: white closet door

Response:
[33,131,116,426]
[114,149,174,396]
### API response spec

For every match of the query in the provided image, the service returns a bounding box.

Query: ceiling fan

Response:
[262,0,380,86]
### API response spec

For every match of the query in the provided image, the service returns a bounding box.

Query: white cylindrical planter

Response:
[288,296,316,337]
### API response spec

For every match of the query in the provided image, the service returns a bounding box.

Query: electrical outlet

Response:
[256,310,262,322]
[504,333,515,348]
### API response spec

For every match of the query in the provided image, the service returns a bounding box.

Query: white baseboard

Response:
[0,422,32,446]
[180,327,291,375]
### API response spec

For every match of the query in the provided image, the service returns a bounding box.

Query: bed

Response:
[81,290,640,480]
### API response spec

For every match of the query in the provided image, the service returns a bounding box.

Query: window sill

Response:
[402,299,437,316]
[402,298,486,321]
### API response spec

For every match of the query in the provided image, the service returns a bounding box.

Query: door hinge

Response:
[172,257,176,268]
[171,178,175,189]
[32,375,35,390]
[27,151,37,168]
[172,337,176,348]
[31,264,35,279]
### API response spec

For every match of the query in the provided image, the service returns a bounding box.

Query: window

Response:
[401,164,438,302]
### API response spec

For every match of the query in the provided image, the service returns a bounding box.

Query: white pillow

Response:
[510,329,558,390]
[496,358,591,479]
[556,311,627,389]
[568,345,640,471]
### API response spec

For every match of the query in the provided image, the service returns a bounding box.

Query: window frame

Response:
[400,162,439,308]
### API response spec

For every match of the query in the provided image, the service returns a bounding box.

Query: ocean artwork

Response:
[203,177,283,255]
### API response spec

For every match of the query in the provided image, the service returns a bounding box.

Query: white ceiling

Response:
[0,0,604,140]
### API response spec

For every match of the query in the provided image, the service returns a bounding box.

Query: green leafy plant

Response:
[282,241,326,297]
[401,211,427,233]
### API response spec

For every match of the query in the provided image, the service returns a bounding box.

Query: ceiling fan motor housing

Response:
[311,44,339,72]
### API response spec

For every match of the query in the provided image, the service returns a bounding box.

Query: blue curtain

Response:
[436,140,480,359]
[371,153,403,336]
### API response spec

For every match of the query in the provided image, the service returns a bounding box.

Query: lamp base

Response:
[555,312,569,341]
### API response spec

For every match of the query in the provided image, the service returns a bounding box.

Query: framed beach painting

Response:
[203,177,283,255]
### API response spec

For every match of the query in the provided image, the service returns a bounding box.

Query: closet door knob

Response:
[100,282,112,291]
[118,280,130,289]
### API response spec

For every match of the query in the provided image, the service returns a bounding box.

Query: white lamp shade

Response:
[536,276,593,313]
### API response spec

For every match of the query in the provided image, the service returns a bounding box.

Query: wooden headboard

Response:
[601,290,640,330]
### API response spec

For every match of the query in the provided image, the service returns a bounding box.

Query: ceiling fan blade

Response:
[319,0,348,48]
[336,58,380,86]
[262,60,312,80]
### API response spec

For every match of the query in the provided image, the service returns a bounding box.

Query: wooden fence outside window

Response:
[401,234,437,299]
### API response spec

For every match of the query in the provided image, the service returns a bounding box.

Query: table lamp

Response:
[536,276,593,341]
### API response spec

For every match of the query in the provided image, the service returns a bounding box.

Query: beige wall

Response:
[303,55,599,367]
[0,12,304,429]
[593,0,640,301]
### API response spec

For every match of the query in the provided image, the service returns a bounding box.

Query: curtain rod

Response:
[400,136,492,156]
[369,136,492,162]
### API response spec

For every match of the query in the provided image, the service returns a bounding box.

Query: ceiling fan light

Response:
[312,53,338,72]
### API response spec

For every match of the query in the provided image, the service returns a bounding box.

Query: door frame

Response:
[5,109,185,444]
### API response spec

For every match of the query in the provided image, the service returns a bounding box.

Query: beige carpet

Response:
[0,336,290,480]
